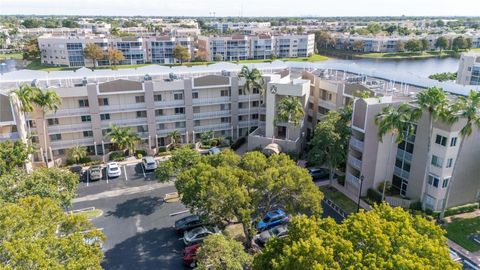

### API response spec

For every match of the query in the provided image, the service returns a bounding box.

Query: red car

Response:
[183,243,201,267]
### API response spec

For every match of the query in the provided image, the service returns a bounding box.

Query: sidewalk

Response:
[330,181,371,211]
[447,239,480,266]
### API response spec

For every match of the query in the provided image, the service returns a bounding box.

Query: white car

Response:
[142,156,158,171]
[107,162,121,178]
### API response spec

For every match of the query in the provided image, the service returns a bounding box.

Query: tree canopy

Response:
[0,140,33,176]
[253,203,461,270]
[0,196,104,270]
[173,45,190,63]
[0,168,79,209]
[196,234,252,270]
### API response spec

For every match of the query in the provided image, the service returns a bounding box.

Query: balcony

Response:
[0,132,19,141]
[46,107,90,118]
[239,120,259,128]
[350,137,364,151]
[50,138,95,150]
[394,166,410,180]
[192,97,231,105]
[238,94,260,101]
[396,149,413,161]
[318,99,337,110]
[156,114,186,122]
[47,123,93,134]
[193,110,231,120]
[154,100,185,108]
[348,154,362,170]
[193,123,231,133]
[100,103,146,113]
[346,173,360,187]
[156,128,186,136]
[101,118,148,128]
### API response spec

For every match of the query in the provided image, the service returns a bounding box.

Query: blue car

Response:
[257,210,289,231]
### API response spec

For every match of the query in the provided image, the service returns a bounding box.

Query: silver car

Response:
[183,226,220,246]
[88,165,103,181]
[142,156,158,171]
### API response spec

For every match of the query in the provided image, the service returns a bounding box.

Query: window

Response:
[221,117,231,123]
[220,90,230,97]
[98,98,109,106]
[428,175,440,188]
[435,135,447,146]
[431,155,443,168]
[252,101,259,107]
[81,115,91,122]
[308,102,313,110]
[446,158,453,168]
[253,88,260,94]
[157,123,165,130]
[137,125,148,132]
[78,99,89,107]
[83,131,93,137]
[154,94,162,101]
[100,113,110,120]
[136,111,147,118]
[102,129,111,136]
[155,109,163,116]
[135,95,145,103]
[442,178,450,188]
[174,92,183,100]
[252,114,259,119]
[450,137,458,147]
[221,104,231,111]
[49,134,62,141]
[175,107,185,115]
[193,107,200,113]
[192,92,199,99]
[194,120,201,126]
[175,121,186,128]
[47,118,59,126]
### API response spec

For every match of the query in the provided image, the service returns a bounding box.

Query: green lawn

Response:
[355,50,460,59]
[25,54,328,72]
[319,186,358,214]
[471,48,480,52]
[0,53,23,60]
[445,216,480,252]
[73,208,103,219]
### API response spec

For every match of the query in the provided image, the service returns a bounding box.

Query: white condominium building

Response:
[457,52,480,86]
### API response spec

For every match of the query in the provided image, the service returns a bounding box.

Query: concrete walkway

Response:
[330,181,371,211]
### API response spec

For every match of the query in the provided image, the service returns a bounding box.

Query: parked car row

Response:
[175,210,291,267]
[308,167,338,181]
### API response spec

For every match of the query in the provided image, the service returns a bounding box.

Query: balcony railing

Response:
[350,137,364,151]
[346,173,360,187]
[154,100,185,107]
[238,94,260,101]
[396,149,413,161]
[156,128,186,136]
[0,132,19,141]
[47,123,93,134]
[348,154,362,169]
[46,107,90,118]
[193,123,231,133]
[101,118,148,128]
[50,138,95,150]
[239,120,259,128]
[318,99,337,110]
[193,110,231,120]
[192,97,231,105]
[156,114,186,122]
[100,103,147,113]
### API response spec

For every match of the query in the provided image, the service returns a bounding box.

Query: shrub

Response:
[66,156,92,166]
[409,201,423,211]
[377,181,392,194]
[337,175,345,186]
[444,203,479,217]
[367,188,382,204]
[231,137,246,150]
[109,151,125,161]
[285,151,300,161]
[157,146,168,153]
[135,149,147,159]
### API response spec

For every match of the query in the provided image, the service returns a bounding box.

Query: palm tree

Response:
[107,124,140,156]
[238,66,264,135]
[414,87,448,209]
[167,130,181,148]
[200,130,214,147]
[110,26,121,36]
[375,104,420,200]
[276,96,305,140]
[439,91,480,219]
[83,43,104,69]
[107,47,125,70]
[33,89,62,167]
[67,145,87,164]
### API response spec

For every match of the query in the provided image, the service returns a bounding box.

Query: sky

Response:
[0,0,479,17]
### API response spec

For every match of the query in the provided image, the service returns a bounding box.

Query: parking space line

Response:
[126,163,137,167]
[124,166,128,181]
[170,210,190,216]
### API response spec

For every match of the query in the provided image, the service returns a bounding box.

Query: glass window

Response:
[446,158,453,168]
[157,123,165,130]
[174,92,184,100]
[175,121,186,128]
[135,96,145,103]
[83,131,93,137]
[155,109,163,116]
[192,92,199,99]
[431,155,443,167]
[78,99,89,107]
[221,90,230,97]
[442,178,449,188]
[433,178,439,188]
[221,117,231,123]
[435,135,447,146]
[49,134,62,141]
[81,115,91,122]
[100,114,110,120]
[136,111,147,118]
[175,107,185,114]
[102,128,111,136]
[47,118,59,126]
[450,137,457,147]
[154,94,162,101]
[98,98,109,106]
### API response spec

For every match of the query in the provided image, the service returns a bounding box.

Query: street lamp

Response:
[357,175,364,213]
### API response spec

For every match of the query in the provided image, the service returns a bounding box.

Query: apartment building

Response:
[457,52,480,86]
[207,22,271,34]
[197,34,315,61]
[38,34,195,67]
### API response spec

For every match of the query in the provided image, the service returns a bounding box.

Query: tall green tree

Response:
[0,196,104,269]
[238,66,265,134]
[435,36,449,53]
[253,203,461,270]
[314,31,335,49]
[84,43,104,69]
[173,45,190,64]
[375,104,420,199]
[110,26,121,36]
[107,47,125,69]
[0,140,33,176]
[155,146,201,182]
[106,124,140,156]
[33,89,62,166]
[420,38,429,51]
[414,87,448,210]
[196,234,252,270]
[276,96,305,140]
[439,91,480,219]
[452,36,468,52]
[308,111,350,186]
[405,39,422,52]
[0,167,79,208]
[23,38,40,60]
[67,145,87,164]
[167,130,181,148]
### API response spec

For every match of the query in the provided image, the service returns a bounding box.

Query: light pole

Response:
[357,175,364,213]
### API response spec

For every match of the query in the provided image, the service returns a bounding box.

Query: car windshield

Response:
[262,216,271,222]
[186,227,204,238]
[109,167,118,171]
[147,162,155,166]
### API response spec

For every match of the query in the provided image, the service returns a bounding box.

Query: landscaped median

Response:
[0,52,23,60]
[319,185,359,214]
[445,216,480,252]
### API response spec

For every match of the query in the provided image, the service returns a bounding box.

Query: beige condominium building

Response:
[457,52,480,86]
[1,62,479,211]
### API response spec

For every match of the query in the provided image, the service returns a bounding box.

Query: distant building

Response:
[456,52,480,86]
